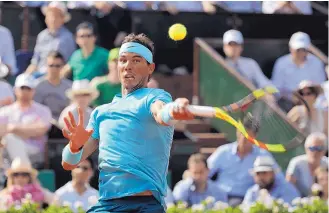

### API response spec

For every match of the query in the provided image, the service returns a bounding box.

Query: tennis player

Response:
[61,33,194,212]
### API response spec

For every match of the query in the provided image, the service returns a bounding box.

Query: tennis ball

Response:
[168,23,187,41]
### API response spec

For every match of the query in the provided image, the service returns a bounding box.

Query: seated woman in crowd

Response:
[0,158,53,208]
[58,80,99,129]
[287,80,328,136]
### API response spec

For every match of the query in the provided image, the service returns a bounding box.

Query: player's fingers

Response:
[68,111,77,127]
[62,128,71,140]
[64,117,74,132]
[78,107,84,126]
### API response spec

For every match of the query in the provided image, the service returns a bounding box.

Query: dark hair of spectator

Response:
[122,33,155,57]
[85,157,95,170]
[47,51,65,62]
[188,153,208,169]
[76,22,96,35]
[243,113,260,134]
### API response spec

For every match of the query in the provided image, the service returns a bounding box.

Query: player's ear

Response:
[148,63,155,75]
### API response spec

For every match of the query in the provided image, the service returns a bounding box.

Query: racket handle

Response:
[187,105,216,118]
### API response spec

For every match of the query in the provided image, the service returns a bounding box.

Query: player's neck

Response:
[121,80,147,96]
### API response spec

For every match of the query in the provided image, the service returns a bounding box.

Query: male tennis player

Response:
[61,33,194,212]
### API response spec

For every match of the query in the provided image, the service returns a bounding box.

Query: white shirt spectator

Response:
[271,54,326,96]
[226,57,272,88]
[0,80,14,107]
[54,181,99,212]
[262,1,312,15]
[217,1,262,13]
[0,25,17,75]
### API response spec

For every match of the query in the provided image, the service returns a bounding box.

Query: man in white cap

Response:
[0,74,52,166]
[26,1,76,77]
[271,32,326,101]
[243,156,300,206]
[223,29,272,89]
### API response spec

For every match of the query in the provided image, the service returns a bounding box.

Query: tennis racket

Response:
[187,86,309,152]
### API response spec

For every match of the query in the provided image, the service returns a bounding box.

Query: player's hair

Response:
[188,153,208,169]
[47,51,65,62]
[76,21,96,35]
[122,33,155,57]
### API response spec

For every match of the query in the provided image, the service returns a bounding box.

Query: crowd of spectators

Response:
[0,1,327,211]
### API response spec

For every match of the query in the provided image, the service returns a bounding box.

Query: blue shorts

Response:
[87,196,165,213]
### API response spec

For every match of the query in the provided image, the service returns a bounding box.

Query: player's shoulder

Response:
[146,88,172,99]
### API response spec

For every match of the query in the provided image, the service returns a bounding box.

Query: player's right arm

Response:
[61,108,97,170]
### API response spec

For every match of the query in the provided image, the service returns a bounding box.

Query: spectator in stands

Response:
[91,48,121,107]
[243,156,300,206]
[34,51,72,120]
[58,80,99,129]
[286,132,328,197]
[0,158,53,208]
[262,1,312,15]
[0,74,52,166]
[162,1,218,14]
[61,22,109,81]
[222,29,272,89]
[173,153,228,206]
[315,65,328,111]
[207,113,283,206]
[271,32,326,102]
[0,70,14,108]
[0,7,17,76]
[313,165,328,201]
[26,2,75,76]
[53,157,98,212]
[215,1,262,13]
[287,81,328,136]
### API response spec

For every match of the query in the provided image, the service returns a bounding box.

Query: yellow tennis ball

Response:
[168,23,187,41]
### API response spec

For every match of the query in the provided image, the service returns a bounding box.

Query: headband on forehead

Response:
[119,42,153,63]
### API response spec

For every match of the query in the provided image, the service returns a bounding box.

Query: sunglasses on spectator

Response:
[12,172,31,177]
[78,34,94,38]
[308,146,325,152]
[77,166,90,171]
[48,64,62,68]
[20,86,32,91]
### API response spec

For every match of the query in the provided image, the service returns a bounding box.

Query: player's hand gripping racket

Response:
[187,86,308,152]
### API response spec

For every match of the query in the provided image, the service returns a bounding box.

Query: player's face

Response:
[188,162,208,185]
[254,171,275,189]
[72,160,93,183]
[47,57,64,77]
[76,28,96,48]
[223,42,243,59]
[118,52,155,91]
[45,10,64,31]
[15,86,35,102]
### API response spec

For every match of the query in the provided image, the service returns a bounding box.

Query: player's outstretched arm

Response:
[151,98,194,126]
[61,108,97,170]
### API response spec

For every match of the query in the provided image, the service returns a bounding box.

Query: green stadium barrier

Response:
[37,169,56,192]
[195,39,305,171]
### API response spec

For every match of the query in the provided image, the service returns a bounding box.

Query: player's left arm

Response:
[151,98,194,126]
